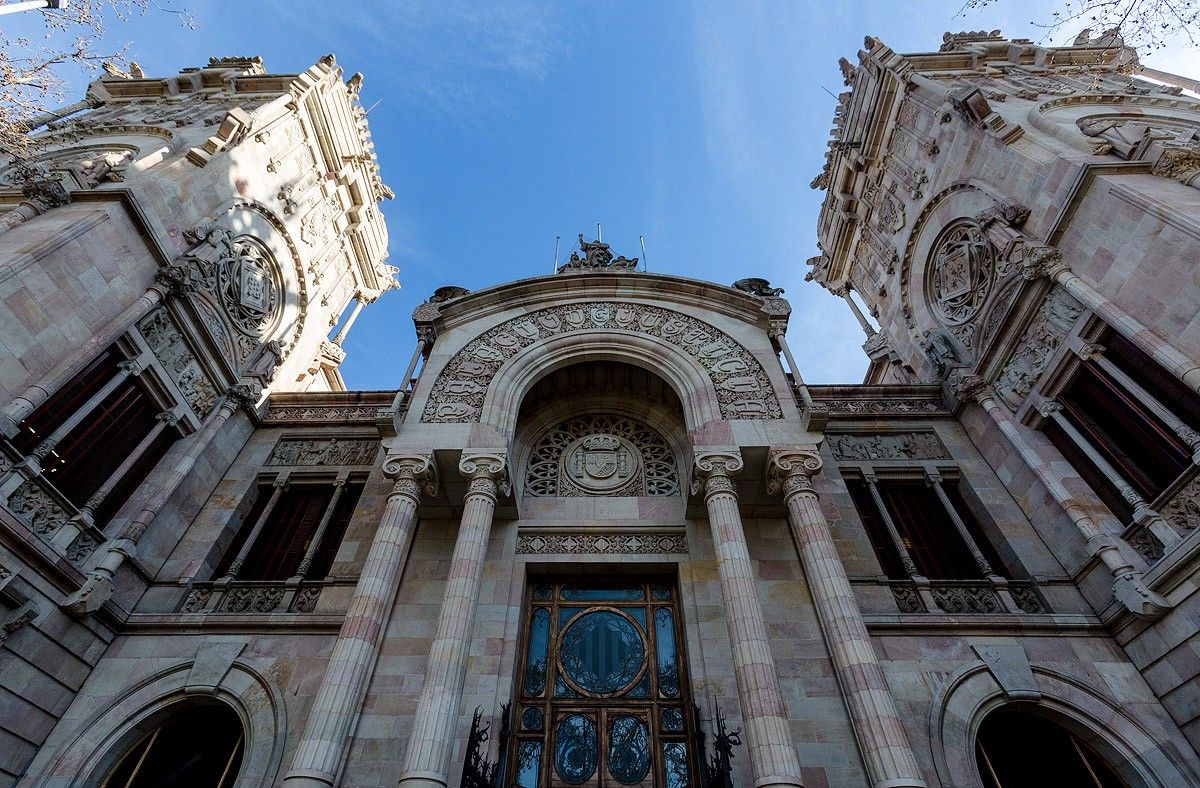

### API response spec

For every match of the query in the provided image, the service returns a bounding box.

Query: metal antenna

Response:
[597,222,602,242]
[552,235,560,274]
[639,235,648,272]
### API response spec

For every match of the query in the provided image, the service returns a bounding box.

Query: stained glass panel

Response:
[515,740,541,788]
[554,714,597,784]
[608,715,651,784]
[524,607,550,696]
[559,610,645,695]
[561,586,644,601]
[662,707,684,732]
[655,608,680,698]
[663,741,690,788]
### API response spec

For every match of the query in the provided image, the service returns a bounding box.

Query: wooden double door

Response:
[510,579,697,787]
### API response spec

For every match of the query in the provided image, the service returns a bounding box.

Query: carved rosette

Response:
[421,301,783,423]
[383,454,439,502]
[766,449,823,501]
[459,452,511,500]
[926,221,996,326]
[690,451,744,499]
[525,414,679,497]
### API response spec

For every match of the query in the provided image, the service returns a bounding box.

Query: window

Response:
[512,580,697,787]
[1047,332,1200,522]
[102,702,243,788]
[976,707,1127,788]
[216,478,363,581]
[846,478,1006,580]
[9,347,177,528]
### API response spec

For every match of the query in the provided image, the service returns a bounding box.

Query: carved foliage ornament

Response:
[137,307,219,417]
[525,414,679,498]
[994,287,1084,408]
[926,221,997,326]
[516,532,688,555]
[421,302,782,423]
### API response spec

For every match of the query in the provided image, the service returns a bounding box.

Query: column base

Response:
[280,772,334,788]
[754,777,805,788]
[396,771,448,788]
[874,780,928,788]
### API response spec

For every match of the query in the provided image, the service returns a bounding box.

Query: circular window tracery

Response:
[218,237,282,337]
[926,221,996,326]
[525,414,679,497]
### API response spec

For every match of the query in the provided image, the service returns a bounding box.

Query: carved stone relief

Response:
[516,532,688,555]
[6,480,71,535]
[827,432,950,461]
[265,437,378,467]
[926,222,996,327]
[137,307,219,417]
[1162,475,1200,533]
[421,302,783,422]
[994,287,1084,408]
[525,414,679,497]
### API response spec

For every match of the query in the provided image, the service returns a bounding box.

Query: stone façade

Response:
[0,31,1198,788]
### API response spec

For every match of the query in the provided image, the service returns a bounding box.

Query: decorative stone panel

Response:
[421,302,783,422]
[265,437,378,467]
[516,532,688,555]
[1162,474,1200,533]
[6,479,72,535]
[826,431,950,461]
[524,414,679,497]
[994,287,1084,408]
[138,307,219,417]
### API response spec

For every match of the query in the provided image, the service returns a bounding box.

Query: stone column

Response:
[769,449,926,788]
[692,450,805,788]
[398,452,509,788]
[961,379,1170,619]
[284,454,439,788]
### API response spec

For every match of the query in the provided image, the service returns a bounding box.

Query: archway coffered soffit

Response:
[420,301,784,425]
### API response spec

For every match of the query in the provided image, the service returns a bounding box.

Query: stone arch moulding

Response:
[25,659,286,787]
[929,662,1200,788]
[419,301,785,427]
[899,181,1020,365]
[1029,93,1200,151]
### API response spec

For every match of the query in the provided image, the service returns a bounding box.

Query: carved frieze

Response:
[525,414,679,497]
[137,307,219,417]
[816,398,945,415]
[6,480,71,535]
[1162,474,1200,533]
[421,302,783,422]
[516,532,688,555]
[827,431,950,461]
[994,287,1084,408]
[266,437,378,467]
[264,404,384,424]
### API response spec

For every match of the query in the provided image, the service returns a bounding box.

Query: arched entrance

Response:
[975,706,1127,788]
[101,700,244,788]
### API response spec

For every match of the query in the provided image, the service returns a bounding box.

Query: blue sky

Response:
[10,1,1196,389]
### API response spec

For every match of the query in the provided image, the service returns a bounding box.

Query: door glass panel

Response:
[608,715,651,784]
[561,586,644,601]
[515,740,541,787]
[554,714,598,784]
[663,741,690,788]
[524,608,551,696]
[655,608,680,698]
[559,610,645,695]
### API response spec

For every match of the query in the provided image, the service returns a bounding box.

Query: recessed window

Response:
[976,707,1127,788]
[102,702,244,788]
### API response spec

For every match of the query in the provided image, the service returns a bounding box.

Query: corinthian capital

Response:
[1019,245,1066,281]
[459,451,511,499]
[766,448,823,500]
[383,453,439,501]
[691,450,744,499]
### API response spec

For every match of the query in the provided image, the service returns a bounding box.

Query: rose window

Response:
[926,221,996,326]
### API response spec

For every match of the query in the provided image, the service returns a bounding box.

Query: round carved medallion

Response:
[525,414,679,497]
[560,433,641,495]
[926,222,995,326]
[218,237,281,336]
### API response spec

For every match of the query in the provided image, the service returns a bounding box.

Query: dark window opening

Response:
[102,701,243,788]
[846,479,1005,580]
[976,707,1127,788]
[216,480,364,581]
[1058,363,1188,502]
[12,347,121,456]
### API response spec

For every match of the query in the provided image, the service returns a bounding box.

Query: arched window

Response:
[975,707,1128,787]
[102,702,244,788]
